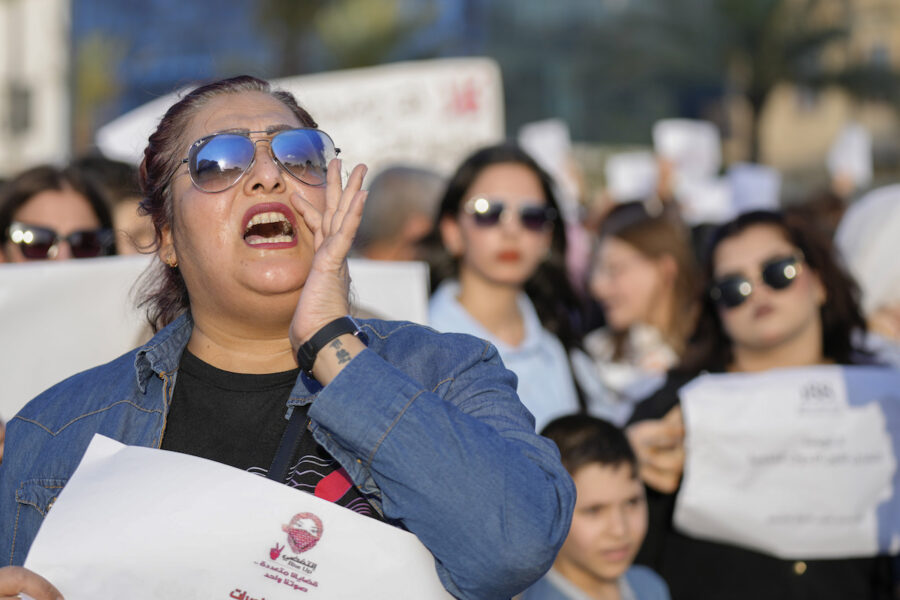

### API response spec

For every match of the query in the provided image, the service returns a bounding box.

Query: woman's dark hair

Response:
[426,142,586,352]
[137,75,316,332]
[541,414,638,477]
[594,202,700,358]
[680,210,866,372]
[0,164,114,244]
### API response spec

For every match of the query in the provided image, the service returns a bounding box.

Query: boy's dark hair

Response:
[541,414,638,477]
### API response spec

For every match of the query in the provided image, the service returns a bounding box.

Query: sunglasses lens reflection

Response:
[191,134,256,193]
[189,129,337,192]
[468,198,554,232]
[9,224,54,259]
[712,256,801,308]
[8,223,113,260]
[762,257,799,290]
[271,129,333,186]
[69,230,112,258]
[714,278,752,308]
[471,201,504,227]
[520,207,553,231]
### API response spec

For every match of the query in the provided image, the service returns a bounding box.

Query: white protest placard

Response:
[96,58,505,177]
[0,257,428,420]
[25,434,452,599]
[675,365,900,559]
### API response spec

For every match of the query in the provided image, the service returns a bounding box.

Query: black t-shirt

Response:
[161,350,382,521]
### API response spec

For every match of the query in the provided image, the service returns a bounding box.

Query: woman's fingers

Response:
[322,158,344,234]
[332,164,367,230]
[316,162,368,260]
[627,416,686,493]
[0,566,63,600]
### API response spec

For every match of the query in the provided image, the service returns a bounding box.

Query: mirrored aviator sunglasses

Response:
[710,254,803,309]
[7,221,115,260]
[183,128,340,193]
[464,196,557,232]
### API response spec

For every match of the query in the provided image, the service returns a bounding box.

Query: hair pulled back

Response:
[137,75,316,331]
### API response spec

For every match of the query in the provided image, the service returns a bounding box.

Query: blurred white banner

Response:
[96,58,505,177]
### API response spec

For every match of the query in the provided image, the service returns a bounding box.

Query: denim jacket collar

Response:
[133,313,193,393]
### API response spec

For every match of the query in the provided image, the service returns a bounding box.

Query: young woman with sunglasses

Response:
[0,164,116,262]
[0,76,574,600]
[626,210,891,599]
[427,143,590,431]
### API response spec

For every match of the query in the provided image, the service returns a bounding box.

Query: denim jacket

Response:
[1,314,574,599]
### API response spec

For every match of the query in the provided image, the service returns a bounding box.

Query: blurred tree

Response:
[605,0,900,161]
[315,0,438,69]
[73,32,125,153]
[256,0,437,75]
[257,0,330,76]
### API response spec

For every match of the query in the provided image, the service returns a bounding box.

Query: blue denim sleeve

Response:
[306,326,576,600]
[0,416,57,566]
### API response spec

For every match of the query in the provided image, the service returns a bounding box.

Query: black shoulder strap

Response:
[267,407,308,483]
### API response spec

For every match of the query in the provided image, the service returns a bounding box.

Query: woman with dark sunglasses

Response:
[425,143,593,432]
[625,210,892,599]
[0,76,574,600]
[0,164,116,262]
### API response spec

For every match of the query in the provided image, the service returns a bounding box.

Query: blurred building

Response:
[757,0,900,177]
[0,0,71,177]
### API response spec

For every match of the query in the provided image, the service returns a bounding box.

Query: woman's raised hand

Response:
[626,406,686,493]
[288,159,368,351]
[0,566,62,600]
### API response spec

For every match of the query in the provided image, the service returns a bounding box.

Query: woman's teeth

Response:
[244,211,295,244]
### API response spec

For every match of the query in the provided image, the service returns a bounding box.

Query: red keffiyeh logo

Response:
[282,513,324,554]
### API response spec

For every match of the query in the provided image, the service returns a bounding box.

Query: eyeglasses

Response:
[463,196,557,232]
[710,254,803,309]
[181,128,340,193]
[6,221,115,260]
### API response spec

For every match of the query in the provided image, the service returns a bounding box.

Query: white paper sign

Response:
[25,435,452,599]
[675,365,900,559]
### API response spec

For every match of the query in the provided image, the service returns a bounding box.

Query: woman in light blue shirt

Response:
[427,143,589,430]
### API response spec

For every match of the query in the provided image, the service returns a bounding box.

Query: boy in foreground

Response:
[521,415,670,600]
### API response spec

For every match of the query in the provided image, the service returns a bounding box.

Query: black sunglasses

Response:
[6,221,115,260]
[181,128,340,193]
[463,196,557,232]
[710,254,803,309]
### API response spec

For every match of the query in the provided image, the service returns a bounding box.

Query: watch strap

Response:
[296,316,367,374]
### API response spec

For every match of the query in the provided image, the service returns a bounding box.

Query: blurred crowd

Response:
[2,111,900,600]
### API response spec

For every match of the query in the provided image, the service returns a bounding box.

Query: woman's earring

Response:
[165,254,178,268]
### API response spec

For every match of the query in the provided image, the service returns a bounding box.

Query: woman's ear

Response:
[157,224,177,268]
[811,271,827,306]
[439,215,464,258]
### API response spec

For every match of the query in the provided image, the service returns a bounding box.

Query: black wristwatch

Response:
[296,316,368,375]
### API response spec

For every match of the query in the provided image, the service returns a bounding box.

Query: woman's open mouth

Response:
[241,203,298,249]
